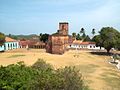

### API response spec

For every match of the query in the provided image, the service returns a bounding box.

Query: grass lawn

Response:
[0,48,120,90]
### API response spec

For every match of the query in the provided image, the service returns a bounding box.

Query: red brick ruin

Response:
[46,22,73,54]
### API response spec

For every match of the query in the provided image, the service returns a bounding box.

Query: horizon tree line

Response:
[0,26,120,53]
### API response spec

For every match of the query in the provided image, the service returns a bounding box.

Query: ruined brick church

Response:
[46,22,73,54]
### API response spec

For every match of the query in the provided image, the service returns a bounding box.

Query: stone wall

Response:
[46,35,69,54]
[46,22,73,54]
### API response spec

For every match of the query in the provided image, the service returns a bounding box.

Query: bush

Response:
[32,59,53,71]
[0,61,38,90]
[0,59,89,90]
[56,66,86,90]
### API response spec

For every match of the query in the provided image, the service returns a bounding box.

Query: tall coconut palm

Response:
[72,32,76,38]
[80,28,85,35]
[92,28,95,36]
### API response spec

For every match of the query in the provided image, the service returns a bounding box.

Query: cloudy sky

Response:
[0,0,120,35]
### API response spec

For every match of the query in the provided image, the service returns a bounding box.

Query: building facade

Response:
[46,22,72,54]
[0,37,19,51]
[19,40,45,49]
[69,40,105,50]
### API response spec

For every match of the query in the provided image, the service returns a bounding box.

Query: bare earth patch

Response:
[0,48,120,90]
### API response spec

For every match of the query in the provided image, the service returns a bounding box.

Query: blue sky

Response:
[0,0,120,36]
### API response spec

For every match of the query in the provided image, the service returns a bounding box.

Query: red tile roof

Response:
[19,40,35,46]
[73,40,82,44]
[5,37,17,42]
[80,42,95,45]
[19,40,45,46]
[72,40,95,45]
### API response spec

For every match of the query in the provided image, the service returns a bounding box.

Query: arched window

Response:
[11,44,12,49]
[8,44,9,47]
[90,46,92,48]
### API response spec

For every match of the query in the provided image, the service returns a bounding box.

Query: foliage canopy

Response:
[0,32,5,46]
[0,59,88,90]
[92,27,120,53]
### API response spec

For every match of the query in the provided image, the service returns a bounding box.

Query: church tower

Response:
[58,22,68,35]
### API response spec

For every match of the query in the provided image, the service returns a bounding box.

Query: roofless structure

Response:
[46,22,73,54]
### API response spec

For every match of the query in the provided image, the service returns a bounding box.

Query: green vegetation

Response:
[91,28,95,37]
[0,32,5,46]
[8,54,26,58]
[84,35,91,41]
[0,59,88,90]
[39,33,49,43]
[72,28,92,41]
[92,27,120,53]
[72,32,76,38]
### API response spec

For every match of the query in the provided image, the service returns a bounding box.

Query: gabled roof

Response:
[72,40,82,44]
[19,40,35,46]
[34,42,45,46]
[19,40,45,46]
[72,40,96,45]
[5,37,17,42]
[80,42,95,45]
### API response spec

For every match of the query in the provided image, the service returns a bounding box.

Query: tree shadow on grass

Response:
[90,51,120,56]
[89,51,112,56]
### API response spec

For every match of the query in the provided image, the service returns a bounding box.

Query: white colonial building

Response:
[0,37,19,52]
[69,40,104,50]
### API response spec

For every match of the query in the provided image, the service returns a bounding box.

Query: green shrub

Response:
[0,59,89,90]
[0,61,38,90]
[32,59,53,71]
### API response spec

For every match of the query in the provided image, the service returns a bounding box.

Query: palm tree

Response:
[72,32,76,38]
[92,28,95,36]
[80,28,85,35]
[39,33,42,41]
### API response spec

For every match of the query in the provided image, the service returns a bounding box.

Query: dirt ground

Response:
[0,48,120,90]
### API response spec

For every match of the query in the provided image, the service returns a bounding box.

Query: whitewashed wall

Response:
[69,44,105,50]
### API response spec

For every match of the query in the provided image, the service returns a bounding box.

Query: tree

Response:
[0,32,5,46]
[80,28,86,40]
[8,34,12,37]
[93,27,120,53]
[0,59,88,90]
[92,28,95,36]
[100,27,120,53]
[76,33,81,40]
[92,35,103,49]
[0,61,38,90]
[39,33,42,41]
[40,33,49,43]
[72,32,76,38]
[84,35,91,41]
[80,28,85,35]
[115,33,120,50]
[81,32,86,39]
